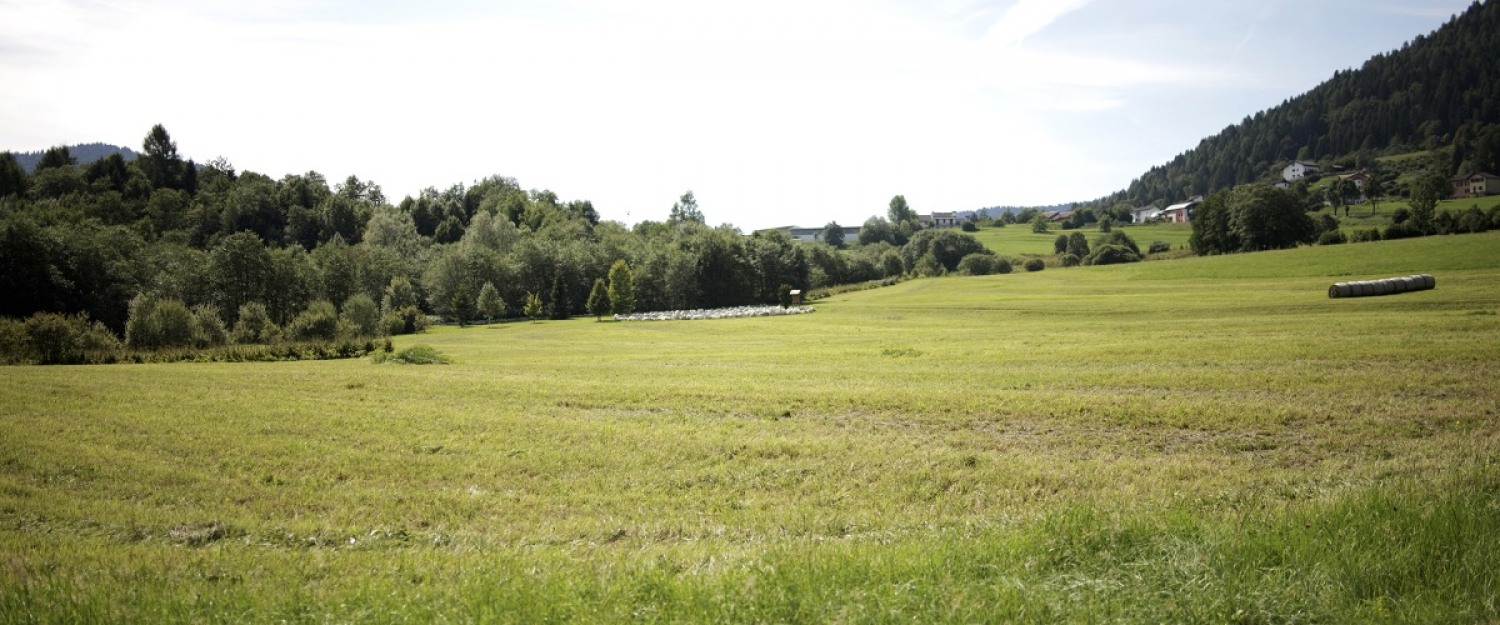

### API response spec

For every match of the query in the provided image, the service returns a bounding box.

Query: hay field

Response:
[2,232,1498,623]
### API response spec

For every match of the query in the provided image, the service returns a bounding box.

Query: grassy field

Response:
[970,222,1194,256]
[3,233,1499,623]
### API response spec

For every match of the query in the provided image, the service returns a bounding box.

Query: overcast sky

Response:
[0,0,1473,231]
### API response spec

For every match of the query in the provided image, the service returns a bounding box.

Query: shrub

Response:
[1383,222,1423,240]
[190,304,229,348]
[955,253,997,276]
[1350,228,1382,243]
[341,293,382,337]
[992,257,1013,274]
[0,318,27,364]
[25,312,119,365]
[914,254,945,277]
[1317,229,1348,245]
[1391,206,1412,224]
[1148,240,1172,254]
[232,302,280,344]
[1083,244,1141,266]
[1058,253,1080,267]
[287,300,340,342]
[960,221,978,232]
[373,344,451,365]
[125,293,194,349]
[1023,258,1046,272]
[382,306,428,336]
[1093,230,1141,256]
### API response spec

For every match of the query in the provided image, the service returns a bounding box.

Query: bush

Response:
[1083,244,1141,266]
[1383,222,1424,240]
[1093,230,1140,256]
[914,254,945,277]
[125,293,194,349]
[1023,258,1046,272]
[341,293,382,337]
[232,302,280,344]
[372,344,451,365]
[190,305,229,348]
[382,306,428,336]
[287,300,340,342]
[1058,253,1080,267]
[1317,229,1348,245]
[992,257,1013,274]
[1350,228,1382,243]
[25,312,119,365]
[1148,241,1172,255]
[955,253,997,276]
[1391,206,1412,224]
[960,221,978,232]
[0,318,27,364]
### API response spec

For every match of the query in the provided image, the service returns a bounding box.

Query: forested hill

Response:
[1105,0,1500,209]
[11,143,137,172]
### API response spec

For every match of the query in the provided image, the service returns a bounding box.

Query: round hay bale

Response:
[1421,274,1436,290]
[1401,276,1421,292]
[1355,281,1373,297]
[1329,283,1347,298]
[1375,280,1394,296]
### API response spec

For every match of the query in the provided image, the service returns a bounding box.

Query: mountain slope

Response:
[9,143,138,172]
[1107,0,1500,209]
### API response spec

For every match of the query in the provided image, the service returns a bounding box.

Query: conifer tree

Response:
[586,278,610,320]
[607,260,635,316]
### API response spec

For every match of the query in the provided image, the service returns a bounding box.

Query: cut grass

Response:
[970,222,1194,256]
[2,232,1498,623]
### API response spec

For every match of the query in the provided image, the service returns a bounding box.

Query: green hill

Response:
[1104,0,1500,209]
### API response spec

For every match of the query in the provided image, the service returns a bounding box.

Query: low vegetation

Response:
[4,232,1496,622]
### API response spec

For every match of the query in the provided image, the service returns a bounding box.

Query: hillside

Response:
[9,143,138,172]
[1099,0,1500,210]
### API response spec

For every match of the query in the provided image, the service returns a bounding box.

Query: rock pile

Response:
[614,306,815,322]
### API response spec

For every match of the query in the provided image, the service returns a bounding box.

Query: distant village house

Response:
[1451,172,1500,199]
[917,212,960,228]
[1282,160,1320,182]
[1159,196,1202,224]
[1130,205,1163,223]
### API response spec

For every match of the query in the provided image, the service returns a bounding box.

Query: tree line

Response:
[0,127,1003,362]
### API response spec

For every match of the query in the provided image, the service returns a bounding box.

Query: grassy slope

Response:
[2,233,1499,623]
[970,222,1195,256]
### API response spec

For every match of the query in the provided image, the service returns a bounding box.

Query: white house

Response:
[1130,205,1163,223]
[1160,197,1202,224]
[917,212,960,228]
[1283,160,1320,182]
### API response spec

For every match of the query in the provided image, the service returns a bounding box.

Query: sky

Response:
[0,0,1475,231]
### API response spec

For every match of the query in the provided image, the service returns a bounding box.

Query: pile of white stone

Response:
[614,305,815,322]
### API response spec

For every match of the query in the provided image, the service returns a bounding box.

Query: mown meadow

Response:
[2,232,1499,623]
[970,222,1195,257]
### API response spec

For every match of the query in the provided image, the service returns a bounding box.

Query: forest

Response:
[1086,0,1500,211]
[0,126,1005,363]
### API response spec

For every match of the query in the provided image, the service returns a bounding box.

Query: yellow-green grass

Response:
[3,233,1500,623]
[970,222,1194,256]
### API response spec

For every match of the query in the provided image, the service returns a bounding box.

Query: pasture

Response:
[970,221,1194,256]
[2,232,1499,623]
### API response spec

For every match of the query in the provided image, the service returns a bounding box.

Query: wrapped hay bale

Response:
[1328,274,1436,298]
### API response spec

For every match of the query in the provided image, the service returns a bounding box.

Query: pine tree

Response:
[586,278,610,320]
[607,260,635,316]
[548,275,570,320]
[523,292,543,321]
[477,281,505,322]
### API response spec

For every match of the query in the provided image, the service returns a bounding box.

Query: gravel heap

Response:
[614,305,815,322]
